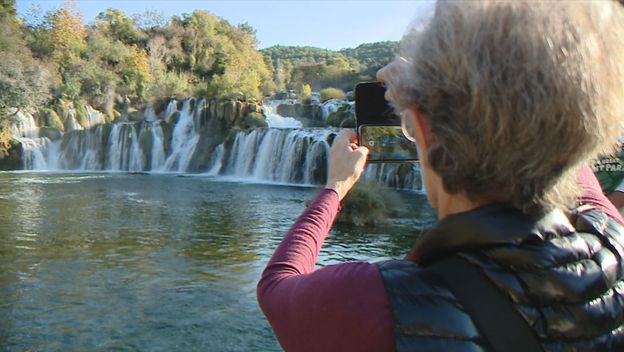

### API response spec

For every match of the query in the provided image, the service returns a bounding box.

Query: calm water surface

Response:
[0,172,435,351]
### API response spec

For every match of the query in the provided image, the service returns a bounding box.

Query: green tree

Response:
[0,4,51,151]
[50,2,86,56]
[96,9,147,45]
[0,0,16,18]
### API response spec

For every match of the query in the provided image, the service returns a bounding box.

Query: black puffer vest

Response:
[377,204,624,352]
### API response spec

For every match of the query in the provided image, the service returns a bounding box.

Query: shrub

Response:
[335,182,404,227]
[325,104,353,127]
[242,112,267,129]
[41,108,65,131]
[320,87,345,102]
[149,71,191,99]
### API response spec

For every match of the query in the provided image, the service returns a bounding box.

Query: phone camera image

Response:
[358,125,418,162]
[354,82,419,163]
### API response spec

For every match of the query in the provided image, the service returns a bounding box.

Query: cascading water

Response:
[150,121,166,170]
[219,128,331,185]
[85,105,107,128]
[263,100,303,129]
[10,98,421,190]
[219,128,420,189]
[162,98,201,172]
[320,99,352,121]
[11,111,49,170]
[164,100,178,122]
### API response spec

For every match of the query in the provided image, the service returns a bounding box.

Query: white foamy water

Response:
[263,100,303,129]
[8,98,420,190]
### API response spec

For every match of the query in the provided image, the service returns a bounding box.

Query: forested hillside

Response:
[0,0,399,155]
[261,41,399,92]
[1,0,272,139]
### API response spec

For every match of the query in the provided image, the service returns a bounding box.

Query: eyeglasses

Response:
[401,111,418,143]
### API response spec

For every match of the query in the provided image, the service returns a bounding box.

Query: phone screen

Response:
[358,125,419,162]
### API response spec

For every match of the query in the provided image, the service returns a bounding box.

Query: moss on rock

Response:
[242,112,267,129]
[74,102,89,127]
[0,139,23,170]
[41,108,65,132]
[39,127,62,141]
[326,104,354,127]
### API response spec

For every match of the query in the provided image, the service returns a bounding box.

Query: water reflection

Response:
[0,172,435,351]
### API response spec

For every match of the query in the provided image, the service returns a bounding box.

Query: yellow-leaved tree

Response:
[50,1,86,60]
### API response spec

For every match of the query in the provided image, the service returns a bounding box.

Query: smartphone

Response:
[355,82,419,163]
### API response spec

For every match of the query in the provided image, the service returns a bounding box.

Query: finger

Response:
[338,129,357,144]
[357,145,369,156]
[334,130,351,147]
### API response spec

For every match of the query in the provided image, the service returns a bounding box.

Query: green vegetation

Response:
[0,0,398,156]
[0,0,278,152]
[242,112,267,129]
[326,104,355,128]
[320,87,345,102]
[0,0,51,142]
[261,41,398,92]
[335,182,404,227]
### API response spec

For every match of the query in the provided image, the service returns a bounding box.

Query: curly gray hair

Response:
[383,0,624,213]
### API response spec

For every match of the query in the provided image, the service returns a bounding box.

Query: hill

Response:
[261,41,399,92]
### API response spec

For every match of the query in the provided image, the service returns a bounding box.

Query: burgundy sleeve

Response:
[577,165,624,224]
[257,189,394,352]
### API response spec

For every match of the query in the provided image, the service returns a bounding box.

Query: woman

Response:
[258,1,624,351]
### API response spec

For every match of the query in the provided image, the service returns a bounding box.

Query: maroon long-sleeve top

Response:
[257,166,623,352]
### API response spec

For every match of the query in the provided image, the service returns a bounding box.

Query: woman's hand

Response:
[326,129,369,201]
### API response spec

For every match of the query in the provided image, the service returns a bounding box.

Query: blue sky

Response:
[15,0,435,50]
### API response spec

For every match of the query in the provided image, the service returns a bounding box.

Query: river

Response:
[0,172,435,351]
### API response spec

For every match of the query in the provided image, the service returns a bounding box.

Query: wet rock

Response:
[169,111,181,125]
[127,109,145,122]
[0,139,23,170]
[216,101,225,120]
[41,108,65,132]
[276,103,323,121]
[233,101,245,126]
[224,101,237,124]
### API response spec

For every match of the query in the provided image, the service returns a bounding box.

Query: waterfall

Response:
[144,102,158,122]
[85,105,107,128]
[362,163,422,190]
[162,99,200,172]
[263,100,303,129]
[206,143,225,176]
[9,98,421,190]
[164,100,178,122]
[58,124,106,170]
[220,128,419,189]
[221,128,331,184]
[150,121,166,170]
[320,99,351,121]
[11,111,39,138]
[65,103,82,131]
[11,111,50,169]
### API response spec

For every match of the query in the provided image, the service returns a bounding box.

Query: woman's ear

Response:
[406,107,436,150]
